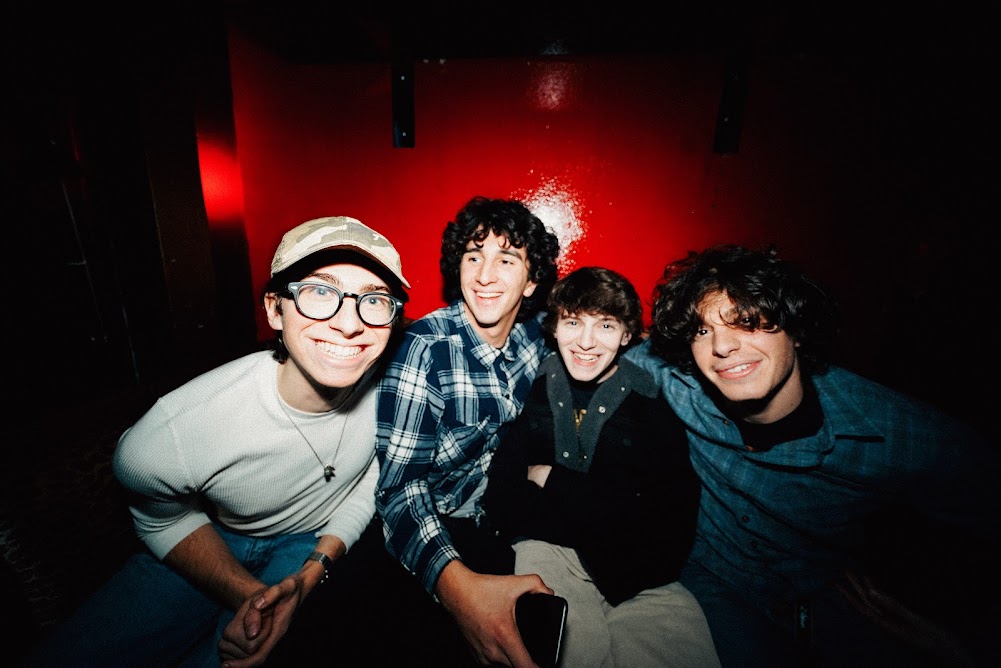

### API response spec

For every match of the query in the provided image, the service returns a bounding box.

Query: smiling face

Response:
[265,262,395,412]
[459,230,537,347]
[554,311,631,384]
[690,290,803,423]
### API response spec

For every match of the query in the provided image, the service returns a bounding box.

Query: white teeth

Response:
[729,363,751,373]
[316,341,362,358]
[574,353,597,362]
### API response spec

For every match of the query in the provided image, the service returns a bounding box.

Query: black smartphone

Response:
[515,592,568,668]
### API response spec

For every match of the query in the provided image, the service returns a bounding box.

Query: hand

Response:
[437,561,552,667]
[218,574,307,668]
[835,571,973,664]
[526,464,552,488]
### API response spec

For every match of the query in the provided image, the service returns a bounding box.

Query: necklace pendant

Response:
[323,465,335,482]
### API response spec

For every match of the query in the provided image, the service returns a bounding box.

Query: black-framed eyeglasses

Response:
[283,281,403,327]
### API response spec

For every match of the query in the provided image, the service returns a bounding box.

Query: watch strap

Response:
[303,551,331,583]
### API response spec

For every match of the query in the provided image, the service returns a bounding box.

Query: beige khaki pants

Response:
[514,539,721,668]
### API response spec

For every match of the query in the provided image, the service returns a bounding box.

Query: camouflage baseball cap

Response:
[271,216,410,288]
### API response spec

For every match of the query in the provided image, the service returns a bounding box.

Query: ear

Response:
[620,331,632,347]
[522,280,538,298]
[264,293,284,332]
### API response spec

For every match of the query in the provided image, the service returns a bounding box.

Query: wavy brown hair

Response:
[649,244,839,375]
[440,196,560,322]
[543,266,644,348]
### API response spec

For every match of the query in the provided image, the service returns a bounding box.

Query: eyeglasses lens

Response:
[294,283,396,326]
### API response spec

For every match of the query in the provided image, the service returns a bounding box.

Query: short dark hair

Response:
[649,244,838,375]
[440,196,560,321]
[543,266,644,348]
[261,248,409,363]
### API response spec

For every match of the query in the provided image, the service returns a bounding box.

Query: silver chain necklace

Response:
[277,395,348,482]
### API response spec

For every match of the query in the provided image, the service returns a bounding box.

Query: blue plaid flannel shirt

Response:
[375,300,550,593]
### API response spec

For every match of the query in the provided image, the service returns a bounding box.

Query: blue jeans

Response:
[21,523,318,668]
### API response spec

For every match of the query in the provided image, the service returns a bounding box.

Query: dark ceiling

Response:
[6,2,985,79]
[219,4,929,64]
[224,5,745,62]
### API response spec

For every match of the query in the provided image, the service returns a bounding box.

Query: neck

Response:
[462,301,518,349]
[734,388,802,425]
[277,362,358,413]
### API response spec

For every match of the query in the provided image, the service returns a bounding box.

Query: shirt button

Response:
[562,451,570,458]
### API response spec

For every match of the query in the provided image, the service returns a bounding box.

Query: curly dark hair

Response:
[649,244,839,375]
[440,196,560,322]
[261,249,409,363]
[543,266,644,348]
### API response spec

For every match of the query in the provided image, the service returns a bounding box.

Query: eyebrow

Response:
[463,246,523,259]
[462,241,523,259]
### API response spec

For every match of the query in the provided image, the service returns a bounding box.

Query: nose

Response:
[578,323,596,349]
[712,326,741,357]
[476,260,498,284]
[328,295,365,336]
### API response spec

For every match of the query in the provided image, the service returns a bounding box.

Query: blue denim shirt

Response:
[625,339,998,614]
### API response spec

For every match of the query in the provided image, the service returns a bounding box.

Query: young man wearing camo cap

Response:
[23,216,409,667]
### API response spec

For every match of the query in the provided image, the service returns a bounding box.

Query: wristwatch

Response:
[303,551,332,583]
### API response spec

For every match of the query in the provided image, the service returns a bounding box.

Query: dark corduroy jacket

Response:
[483,354,700,605]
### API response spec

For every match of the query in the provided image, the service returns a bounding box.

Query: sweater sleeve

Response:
[112,401,212,559]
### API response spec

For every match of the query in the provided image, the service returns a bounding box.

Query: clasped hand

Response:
[219,573,308,668]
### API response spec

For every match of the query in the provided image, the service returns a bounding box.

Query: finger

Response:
[252,585,284,609]
[224,644,272,668]
[505,636,538,668]
[224,654,267,668]
[842,571,872,606]
[243,605,263,639]
[256,610,275,641]
[218,638,248,662]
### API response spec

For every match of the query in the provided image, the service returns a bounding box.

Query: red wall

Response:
[201,23,946,391]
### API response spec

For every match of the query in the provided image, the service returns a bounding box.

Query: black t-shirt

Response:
[734,382,823,452]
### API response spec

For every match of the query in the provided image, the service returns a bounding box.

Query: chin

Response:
[720,389,769,403]
[469,310,500,327]
[324,361,376,387]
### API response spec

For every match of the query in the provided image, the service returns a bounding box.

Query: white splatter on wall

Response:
[517,177,587,274]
